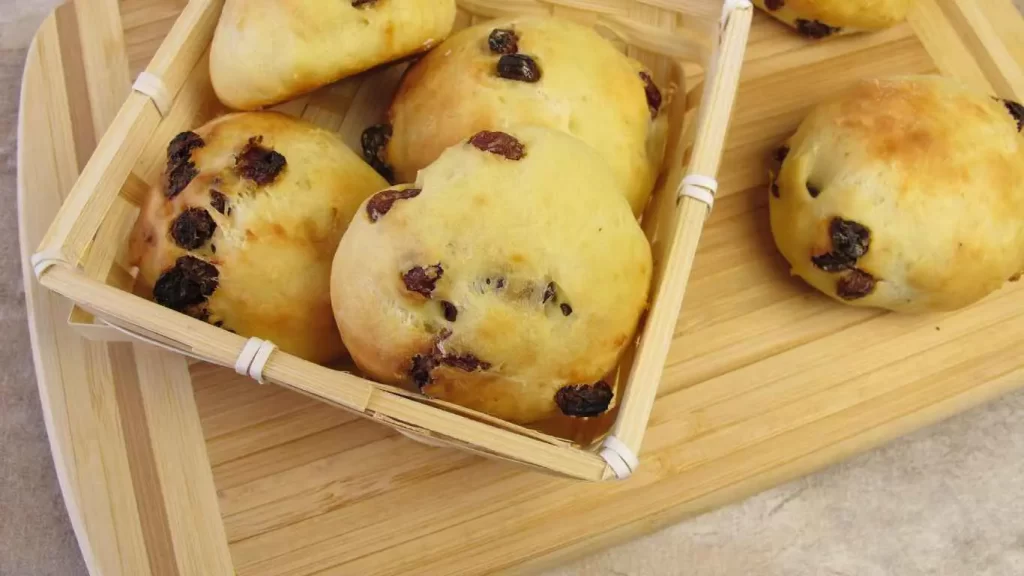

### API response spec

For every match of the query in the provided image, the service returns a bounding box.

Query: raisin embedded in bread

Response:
[379,15,669,217]
[129,112,387,363]
[769,76,1024,312]
[331,126,653,423]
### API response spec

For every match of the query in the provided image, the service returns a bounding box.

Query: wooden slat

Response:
[73,0,131,133]
[18,10,152,576]
[131,344,234,575]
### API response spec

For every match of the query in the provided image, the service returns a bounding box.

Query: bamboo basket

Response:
[31,0,752,481]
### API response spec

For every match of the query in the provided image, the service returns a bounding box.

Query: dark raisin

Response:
[807,184,821,198]
[495,277,506,289]
[774,146,790,163]
[402,264,444,298]
[639,71,662,119]
[812,218,871,272]
[811,252,852,273]
[170,207,217,250]
[361,124,394,182]
[469,131,525,160]
[497,54,541,83]
[831,218,871,260]
[210,190,227,214]
[440,353,491,372]
[153,256,219,313]
[542,282,556,304]
[488,29,519,55]
[837,269,876,300]
[1002,99,1024,132]
[555,381,613,417]
[352,0,376,5]
[441,301,458,322]
[764,0,785,9]
[796,19,841,39]
[235,136,286,185]
[560,303,573,316]
[166,162,198,199]
[410,354,436,388]
[1009,272,1022,282]
[366,188,421,222]
[167,132,204,170]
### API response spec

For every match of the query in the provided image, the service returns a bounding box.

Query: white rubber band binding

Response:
[133,72,172,117]
[31,250,65,278]
[600,435,640,480]
[677,174,719,210]
[234,337,277,384]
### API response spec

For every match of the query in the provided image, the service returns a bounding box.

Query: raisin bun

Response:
[369,15,669,216]
[332,126,653,423]
[210,0,457,110]
[753,0,913,38]
[769,76,1024,313]
[129,112,387,364]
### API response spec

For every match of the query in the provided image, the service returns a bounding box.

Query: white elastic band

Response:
[31,250,65,278]
[133,72,172,117]
[677,173,719,210]
[234,337,277,384]
[722,0,753,27]
[599,435,640,480]
[107,321,276,384]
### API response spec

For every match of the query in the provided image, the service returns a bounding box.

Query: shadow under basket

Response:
[32,0,752,481]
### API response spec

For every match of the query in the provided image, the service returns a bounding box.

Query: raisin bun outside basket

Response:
[369,15,669,216]
[332,126,653,424]
[129,112,387,364]
[752,0,914,38]
[210,0,457,110]
[769,76,1024,313]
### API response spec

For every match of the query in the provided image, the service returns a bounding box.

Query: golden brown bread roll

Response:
[368,15,669,216]
[332,126,652,423]
[210,0,457,110]
[752,0,913,37]
[769,76,1024,312]
[129,112,387,363]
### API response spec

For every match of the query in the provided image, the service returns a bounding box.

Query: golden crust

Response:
[210,0,456,110]
[752,0,913,34]
[384,16,668,216]
[331,126,652,423]
[129,112,387,363]
[769,76,1024,312]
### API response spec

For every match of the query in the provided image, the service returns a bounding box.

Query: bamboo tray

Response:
[18,0,1024,575]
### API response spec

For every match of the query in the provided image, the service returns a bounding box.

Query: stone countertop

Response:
[2,2,1023,575]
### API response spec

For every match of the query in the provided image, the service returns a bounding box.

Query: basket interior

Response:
[69,0,723,453]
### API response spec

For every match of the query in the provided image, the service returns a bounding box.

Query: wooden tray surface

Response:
[18,1,1024,575]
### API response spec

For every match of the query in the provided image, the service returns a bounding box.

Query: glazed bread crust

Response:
[210,0,457,110]
[130,112,387,363]
[332,126,652,423]
[384,15,668,216]
[770,76,1024,312]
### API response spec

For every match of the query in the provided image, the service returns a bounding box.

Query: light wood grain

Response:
[18,3,232,576]
[17,0,1024,575]
[19,10,152,575]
